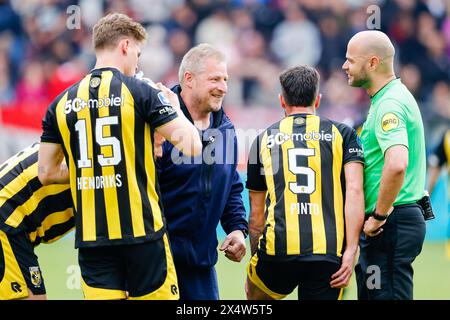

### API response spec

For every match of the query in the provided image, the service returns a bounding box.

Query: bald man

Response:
[343,31,427,300]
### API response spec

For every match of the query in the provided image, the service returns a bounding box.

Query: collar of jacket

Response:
[171,84,224,129]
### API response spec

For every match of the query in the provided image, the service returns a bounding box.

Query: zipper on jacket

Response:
[203,135,215,197]
[205,164,212,197]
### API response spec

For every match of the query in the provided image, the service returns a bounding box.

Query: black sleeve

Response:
[430,132,447,167]
[246,133,267,191]
[40,98,62,144]
[337,123,365,165]
[133,80,178,128]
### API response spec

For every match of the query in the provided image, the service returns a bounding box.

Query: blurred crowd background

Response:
[0,0,449,162]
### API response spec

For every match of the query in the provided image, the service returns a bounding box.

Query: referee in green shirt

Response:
[343,30,426,300]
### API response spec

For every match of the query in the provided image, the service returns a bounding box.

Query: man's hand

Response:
[330,248,357,288]
[154,132,165,158]
[219,230,246,262]
[363,206,392,237]
[363,216,386,237]
[156,82,181,111]
[135,73,180,111]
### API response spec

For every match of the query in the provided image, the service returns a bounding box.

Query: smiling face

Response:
[342,41,371,88]
[190,57,228,113]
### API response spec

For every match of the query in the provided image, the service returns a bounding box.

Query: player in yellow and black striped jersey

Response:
[40,66,176,248]
[428,128,450,259]
[0,143,74,300]
[37,14,201,300]
[245,66,365,300]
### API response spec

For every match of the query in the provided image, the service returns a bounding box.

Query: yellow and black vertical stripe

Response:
[444,130,450,167]
[258,115,346,258]
[54,70,164,247]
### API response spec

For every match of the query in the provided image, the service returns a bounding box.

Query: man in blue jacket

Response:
[156,43,248,300]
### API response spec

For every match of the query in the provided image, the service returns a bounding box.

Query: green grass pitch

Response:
[35,236,449,300]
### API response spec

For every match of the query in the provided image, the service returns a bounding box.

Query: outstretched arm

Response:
[38,143,69,185]
[248,190,267,257]
[154,83,202,157]
[330,162,364,288]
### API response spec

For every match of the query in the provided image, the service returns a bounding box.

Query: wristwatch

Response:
[371,210,389,221]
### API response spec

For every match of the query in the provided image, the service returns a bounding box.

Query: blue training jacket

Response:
[156,85,248,268]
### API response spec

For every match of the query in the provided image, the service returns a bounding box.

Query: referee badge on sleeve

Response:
[381,113,399,132]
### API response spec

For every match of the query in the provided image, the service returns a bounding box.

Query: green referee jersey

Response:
[360,78,426,213]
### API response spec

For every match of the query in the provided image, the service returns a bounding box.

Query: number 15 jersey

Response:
[41,67,178,248]
[246,114,364,262]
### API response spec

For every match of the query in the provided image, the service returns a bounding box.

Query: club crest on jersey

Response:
[29,266,42,287]
[90,77,101,88]
[157,92,171,105]
[381,113,399,132]
[294,117,305,125]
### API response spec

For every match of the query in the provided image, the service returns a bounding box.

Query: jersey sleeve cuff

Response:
[153,112,179,130]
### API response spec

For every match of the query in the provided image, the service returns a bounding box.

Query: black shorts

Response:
[79,234,178,300]
[0,229,46,299]
[247,253,343,300]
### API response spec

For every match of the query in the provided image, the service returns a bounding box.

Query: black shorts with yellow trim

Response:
[247,252,343,300]
[79,233,179,300]
[0,229,46,300]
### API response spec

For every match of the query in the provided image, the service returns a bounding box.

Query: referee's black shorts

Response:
[247,253,343,300]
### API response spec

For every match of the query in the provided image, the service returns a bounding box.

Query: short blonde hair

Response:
[178,43,226,84]
[93,13,147,50]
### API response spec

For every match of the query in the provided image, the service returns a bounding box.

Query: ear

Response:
[369,56,380,71]
[279,93,287,110]
[184,71,194,89]
[314,93,321,110]
[120,38,130,56]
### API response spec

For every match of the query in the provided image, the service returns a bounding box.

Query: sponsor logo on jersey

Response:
[266,131,336,148]
[64,94,124,114]
[159,106,176,116]
[381,113,399,132]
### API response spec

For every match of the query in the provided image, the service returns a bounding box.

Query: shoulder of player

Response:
[327,118,356,137]
[266,118,284,131]
[49,80,81,109]
[377,96,405,109]
[445,129,450,141]
[374,98,410,125]
[120,74,158,96]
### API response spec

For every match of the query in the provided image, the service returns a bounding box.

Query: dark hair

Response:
[279,65,320,107]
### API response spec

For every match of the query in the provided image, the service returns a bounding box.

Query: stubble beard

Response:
[195,93,223,114]
[349,68,370,88]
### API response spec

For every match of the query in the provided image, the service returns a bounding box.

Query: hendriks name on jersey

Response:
[77,174,122,190]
